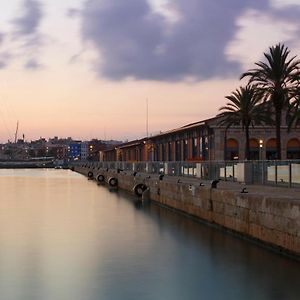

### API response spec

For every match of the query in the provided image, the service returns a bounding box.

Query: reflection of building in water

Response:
[101,114,300,162]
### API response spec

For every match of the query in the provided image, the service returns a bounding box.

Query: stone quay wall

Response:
[74,165,300,258]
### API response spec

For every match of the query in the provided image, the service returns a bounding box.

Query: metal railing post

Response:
[262,161,265,184]
[289,162,292,188]
[251,161,254,184]
[90,159,300,188]
[275,161,278,186]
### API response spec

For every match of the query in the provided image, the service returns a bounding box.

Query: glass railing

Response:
[73,160,300,188]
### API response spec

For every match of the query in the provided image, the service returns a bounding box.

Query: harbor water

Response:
[0,169,299,300]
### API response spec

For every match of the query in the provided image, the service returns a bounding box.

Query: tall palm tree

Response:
[287,92,300,130]
[241,43,300,159]
[218,85,269,160]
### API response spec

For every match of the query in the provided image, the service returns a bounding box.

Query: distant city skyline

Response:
[0,0,300,143]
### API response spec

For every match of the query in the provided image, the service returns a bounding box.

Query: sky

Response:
[0,0,300,142]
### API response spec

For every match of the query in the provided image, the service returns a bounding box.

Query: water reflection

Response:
[119,193,300,300]
[0,169,298,300]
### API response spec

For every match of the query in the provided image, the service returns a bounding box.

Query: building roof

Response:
[103,115,222,151]
[149,115,220,139]
[118,138,149,149]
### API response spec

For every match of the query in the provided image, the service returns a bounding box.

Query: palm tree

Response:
[218,85,269,160]
[241,43,300,159]
[287,93,300,130]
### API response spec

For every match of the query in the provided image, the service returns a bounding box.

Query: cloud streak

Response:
[9,0,44,70]
[24,58,42,70]
[0,0,44,71]
[79,0,300,82]
[0,52,12,69]
[0,33,4,45]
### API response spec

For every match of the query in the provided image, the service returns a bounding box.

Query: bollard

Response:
[211,179,219,189]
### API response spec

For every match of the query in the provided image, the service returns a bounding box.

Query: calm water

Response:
[0,169,299,300]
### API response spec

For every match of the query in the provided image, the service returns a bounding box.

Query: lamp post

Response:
[259,139,263,160]
[259,139,265,184]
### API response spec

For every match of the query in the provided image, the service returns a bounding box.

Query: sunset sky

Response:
[0,0,300,142]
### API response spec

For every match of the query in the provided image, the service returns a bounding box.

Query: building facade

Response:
[102,115,300,162]
[81,142,88,160]
[68,142,81,160]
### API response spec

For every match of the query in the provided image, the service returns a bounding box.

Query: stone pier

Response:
[74,164,300,258]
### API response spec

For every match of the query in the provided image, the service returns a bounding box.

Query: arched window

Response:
[226,138,239,160]
[266,138,277,160]
[249,139,259,160]
[287,138,300,159]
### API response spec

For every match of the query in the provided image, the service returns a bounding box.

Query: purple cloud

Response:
[0,33,4,45]
[80,0,271,81]
[0,52,12,69]
[10,0,44,70]
[24,58,42,70]
[13,0,43,37]
[67,8,81,18]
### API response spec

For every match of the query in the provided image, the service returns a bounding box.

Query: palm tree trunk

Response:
[245,126,250,160]
[275,109,282,160]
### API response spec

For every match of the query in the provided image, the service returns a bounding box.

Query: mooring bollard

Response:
[211,179,219,189]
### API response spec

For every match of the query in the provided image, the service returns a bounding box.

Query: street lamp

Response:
[259,139,263,160]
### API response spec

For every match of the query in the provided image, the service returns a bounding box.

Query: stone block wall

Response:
[74,165,300,257]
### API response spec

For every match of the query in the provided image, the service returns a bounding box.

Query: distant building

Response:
[0,136,124,161]
[81,142,88,160]
[68,142,81,160]
[46,145,68,160]
[88,139,122,161]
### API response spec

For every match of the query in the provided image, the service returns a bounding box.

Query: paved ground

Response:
[161,175,300,200]
[217,180,300,199]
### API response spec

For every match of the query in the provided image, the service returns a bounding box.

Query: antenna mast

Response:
[146,98,149,138]
[14,121,19,143]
